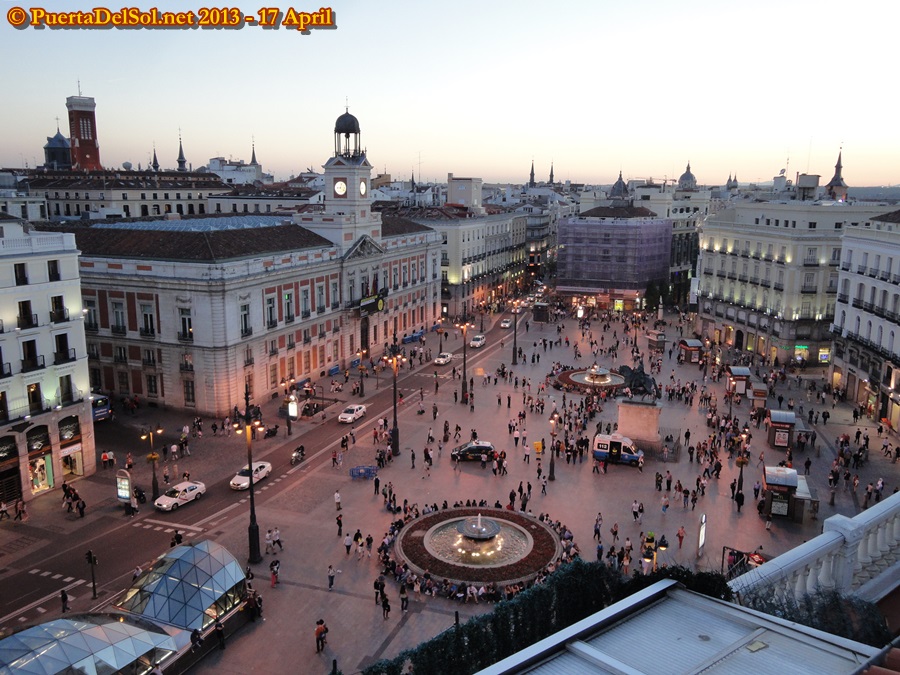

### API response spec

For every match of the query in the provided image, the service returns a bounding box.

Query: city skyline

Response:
[1,0,898,186]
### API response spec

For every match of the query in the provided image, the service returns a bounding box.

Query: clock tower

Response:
[301,109,381,247]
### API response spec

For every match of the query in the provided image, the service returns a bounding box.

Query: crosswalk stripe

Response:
[51,574,62,579]
[39,571,51,577]
[28,569,39,575]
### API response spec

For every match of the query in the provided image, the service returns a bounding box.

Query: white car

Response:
[154,481,206,511]
[229,461,272,490]
[500,318,513,329]
[338,404,367,423]
[434,352,453,365]
[469,335,486,348]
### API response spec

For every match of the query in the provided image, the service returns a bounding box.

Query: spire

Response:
[826,148,848,200]
[176,133,187,172]
[410,168,416,191]
[151,146,159,172]
[250,141,258,165]
[529,160,535,188]
[549,162,554,184]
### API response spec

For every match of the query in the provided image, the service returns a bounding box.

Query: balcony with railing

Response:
[331,301,340,310]
[142,357,158,369]
[840,261,851,271]
[760,279,771,288]
[84,320,98,332]
[880,271,891,281]
[287,339,296,350]
[749,276,760,285]
[54,348,76,365]
[56,387,84,408]
[179,362,194,372]
[893,274,900,285]
[267,318,278,329]
[50,308,69,323]
[303,335,311,344]
[729,492,900,608]
[21,355,45,372]
[702,268,713,276]
[241,326,253,338]
[773,282,784,291]
[0,362,11,379]
[802,257,819,266]
[177,330,193,342]
[716,270,727,278]
[15,272,28,286]
[726,271,737,280]
[113,353,127,363]
[244,356,254,367]
[111,323,127,335]
[301,309,311,319]
[317,304,326,314]
[763,253,774,261]
[318,331,326,339]
[269,346,278,356]
[800,285,818,294]
[738,274,749,282]
[775,256,786,265]
[17,313,38,330]
[837,293,849,304]
[825,285,838,295]
[285,313,295,324]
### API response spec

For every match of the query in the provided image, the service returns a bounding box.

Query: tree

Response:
[146,452,160,501]
[644,282,661,312]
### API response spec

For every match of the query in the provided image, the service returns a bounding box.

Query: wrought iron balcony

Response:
[241,326,253,338]
[177,330,193,342]
[302,309,311,319]
[857,265,867,274]
[0,362,11,379]
[21,355,45,372]
[142,358,158,368]
[837,293,849,304]
[17,313,38,330]
[317,305,326,314]
[50,308,69,323]
[267,319,278,329]
[800,285,818,294]
[773,282,784,291]
[84,320,98,332]
[56,387,84,408]
[179,362,194,372]
[802,258,819,266]
[54,348,76,365]
[111,324,127,335]
[868,267,880,278]
[244,356,255,367]
[285,313,295,324]
[139,327,156,338]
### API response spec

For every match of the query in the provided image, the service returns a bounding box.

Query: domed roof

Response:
[609,171,628,198]
[335,110,360,135]
[678,162,697,190]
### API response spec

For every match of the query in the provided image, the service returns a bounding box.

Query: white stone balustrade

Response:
[730,491,900,604]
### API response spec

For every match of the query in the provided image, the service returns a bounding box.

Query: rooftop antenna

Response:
[77,79,82,96]
[417,152,423,183]
[345,96,348,112]
[54,116,60,132]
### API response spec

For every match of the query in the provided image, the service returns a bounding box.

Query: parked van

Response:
[592,433,644,466]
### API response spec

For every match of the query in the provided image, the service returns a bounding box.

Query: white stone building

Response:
[0,213,94,503]
[46,111,441,417]
[830,209,900,424]
[696,175,892,366]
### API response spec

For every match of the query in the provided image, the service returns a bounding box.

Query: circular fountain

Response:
[555,362,625,392]
[394,508,561,583]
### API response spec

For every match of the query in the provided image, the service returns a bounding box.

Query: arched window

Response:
[839,310,846,328]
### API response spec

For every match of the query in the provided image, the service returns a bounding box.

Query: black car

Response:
[450,441,495,462]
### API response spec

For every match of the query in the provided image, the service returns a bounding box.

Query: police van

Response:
[592,433,644,466]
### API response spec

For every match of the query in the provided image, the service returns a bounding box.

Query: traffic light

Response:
[85,550,97,565]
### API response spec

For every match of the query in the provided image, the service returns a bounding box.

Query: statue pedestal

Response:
[617,400,661,445]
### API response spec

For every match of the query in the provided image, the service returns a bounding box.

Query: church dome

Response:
[609,171,629,198]
[335,111,360,135]
[678,162,697,190]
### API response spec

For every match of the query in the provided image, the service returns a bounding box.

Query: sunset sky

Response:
[1,0,897,186]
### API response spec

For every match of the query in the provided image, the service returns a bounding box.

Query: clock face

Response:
[334,180,347,197]
[359,180,367,196]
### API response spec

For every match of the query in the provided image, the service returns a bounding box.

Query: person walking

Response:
[344,533,353,555]
[381,593,391,620]
[399,583,409,612]
[410,448,416,469]
[272,527,284,551]
[315,619,328,653]
[269,559,280,587]
[0,501,10,521]
[336,514,343,537]
[215,618,226,650]
[163,464,170,485]
[60,589,70,613]
[677,525,686,549]
[334,490,342,511]
[265,530,273,555]
[374,475,381,496]
[327,565,336,591]
[541,476,548,495]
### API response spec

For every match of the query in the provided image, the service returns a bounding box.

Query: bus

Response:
[92,395,112,422]
[592,433,644,466]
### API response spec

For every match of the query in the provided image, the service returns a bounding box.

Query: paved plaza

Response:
[6,309,900,674]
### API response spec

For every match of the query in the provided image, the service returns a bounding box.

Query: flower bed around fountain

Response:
[394,508,562,585]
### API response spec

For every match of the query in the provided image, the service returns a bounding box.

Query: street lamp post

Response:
[357,348,367,397]
[234,384,263,564]
[140,425,163,501]
[512,300,519,365]
[642,533,669,572]
[456,319,474,404]
[383,345,407,456]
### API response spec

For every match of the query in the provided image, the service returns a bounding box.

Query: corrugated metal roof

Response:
[478,582,879,675]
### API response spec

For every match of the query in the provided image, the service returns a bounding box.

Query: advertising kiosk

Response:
[767,410,797,450]
[678,339,704,363]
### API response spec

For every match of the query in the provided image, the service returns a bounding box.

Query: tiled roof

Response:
[874,210,900,224]
[381,215,434,236]
[51,222,332,262]
[579,206,660,219]
[22,169,228,191]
